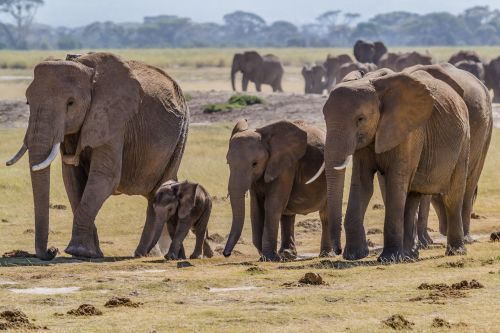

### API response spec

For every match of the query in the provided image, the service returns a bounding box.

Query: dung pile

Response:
[67,304,102,316]
[0,309,41,330]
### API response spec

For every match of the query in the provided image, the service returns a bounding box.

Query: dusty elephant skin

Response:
[147,180,214,260]
[223,119,331,262]
[302,64,327,94]
[5,52,189,260]
[320,64,477,262]
[231,51,284,92]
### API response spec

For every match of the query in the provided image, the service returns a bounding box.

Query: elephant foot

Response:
[445,244,467,256]
[65,242,103,259]
[319,249,336,258]
[463,234,475,244]
[343,243,369,261]
[36,247,59,261]
[403,247,419,260]
[417,232,434,249]
[165,252,178,261]
[377,247,408,263]
[189,252,202,260]
[260,251,282,262]
[279,249,297,262]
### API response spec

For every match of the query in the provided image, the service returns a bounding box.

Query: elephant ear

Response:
[342,70,365,82]
[230,119,249,138]
[176,182,199,220]
[420,65,465,98]
[372,73,435,154]
[77,53,143,149]
[257,121,307,183]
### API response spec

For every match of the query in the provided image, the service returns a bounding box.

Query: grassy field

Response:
[0,124,499,332]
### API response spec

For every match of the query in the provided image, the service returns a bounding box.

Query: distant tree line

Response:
[1,4,500,49]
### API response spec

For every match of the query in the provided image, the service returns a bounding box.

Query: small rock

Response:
[382,314,414,330]
[299,272,325,285]
[67,304,102,316]
[177,261,194,268]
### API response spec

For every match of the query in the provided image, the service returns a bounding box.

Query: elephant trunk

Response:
[231,59,239,91]
[223,175,247,257]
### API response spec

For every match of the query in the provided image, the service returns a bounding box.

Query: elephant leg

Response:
[378,169,409,263]
[462,183,478,244]
[417,195,433,248]
[255,82,262,92]
[432,195,448,236]
[155,225,172,255]
[242,75,249,92]
[319,207,334,257]
[250,190,264,254]
[403,192,421,259]
[134,200,159,257]
[166,220,191,260]
[65,145,121,258]
[344,150,375,260]
[190,205,211,259]
[61,164,87,214]
[278,214,296,260]
[376,172,387,205]
[202,231,214,258]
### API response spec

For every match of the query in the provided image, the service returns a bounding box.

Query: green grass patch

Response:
[203,94,263,113]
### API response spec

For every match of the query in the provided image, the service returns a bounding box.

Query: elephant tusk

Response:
[306,162,325,185]
[6,143,28,166]
[32,143,60,172]
[334,155,352,171]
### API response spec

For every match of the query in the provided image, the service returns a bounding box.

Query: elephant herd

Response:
[4,48,494,263]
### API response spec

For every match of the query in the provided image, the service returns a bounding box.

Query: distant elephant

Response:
[231,51,284,92]
[302,64,326,94]
[353,40,388,64]
[455,60,485,82]
[312,67,472,262]
[394,51,432,72]
[336,62,377,84]
[323,54,353,90]
[147,180,213,260]
[404,64,492,246]
[448,50,481,65]
[6,52,189,260]
[377,52,401,71]
[223,119,330,261]
[484,57,500,102]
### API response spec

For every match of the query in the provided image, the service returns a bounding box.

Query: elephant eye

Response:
[252,161,258,167]
[357,116,365,126]
[67,99,75,107]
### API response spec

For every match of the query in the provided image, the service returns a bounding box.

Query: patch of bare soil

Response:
[382,314,414,330]
[2,250,36,258]
[367,228,383,235]
[207,233,225,244]
[67,304,102,316]
[104,297,142,308]
[0,309,41,330]
[0,100,29,128]
[296,218,322,232]
[491,231,500,241]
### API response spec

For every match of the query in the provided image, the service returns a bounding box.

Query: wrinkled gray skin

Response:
[323,54,353,91]
[404,64,492,247]
[378,52,433,72]
[321,67,471,262]
[484,57,500,103]
[336,62,377,84]
[224,119,330,261]
[6,52,189,260]
[147,180,214,260]
[231,51,284,92]
[302,64,326,94]
[455,60,485,82]
[353,40,388,65]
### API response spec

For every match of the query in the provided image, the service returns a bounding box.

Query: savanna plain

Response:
[0,48,499,332]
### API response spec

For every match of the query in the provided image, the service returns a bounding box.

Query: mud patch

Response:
[367,228,383,235]
[207,233,225,243]
[67,304,102,316]
[2,250,36,258]
[382,314,414,330]
[10,287,80,295]
[372,204,384,210]
[49,203,67,210]
[0,309,41,330]
[296,219,321,232]
[491,231,500,241]
[104,297,142,308]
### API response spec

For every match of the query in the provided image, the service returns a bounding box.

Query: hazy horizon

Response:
[26,0,500,28]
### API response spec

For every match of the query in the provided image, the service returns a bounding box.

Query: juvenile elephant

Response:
[147,180,213,260]
[223,119,330,261]
[311,67,472,262]
[485,56,500,102]
[231,51,284,92]
[302,64,326,94]
[323,54,353,90]
[6,52,189,259]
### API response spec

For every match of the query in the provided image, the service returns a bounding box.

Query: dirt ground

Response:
[2,91,500,128]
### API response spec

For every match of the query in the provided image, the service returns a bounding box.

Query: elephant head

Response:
[354,40,375,63]
[231,51,263,91]
[302,64,326,94]
[223,119,307,256]
[485,57,500,102]
[448,50,481,65]
[317,69,441,251]
[373,41,388,65]
[323,54,353,89]
[455,60,485,82]
[6,53,142,260]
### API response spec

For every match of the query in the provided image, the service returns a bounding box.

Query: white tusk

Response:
[32,143,60,172]
[334,155,352,171]
[6,144,28,166]
[306,162,325,185]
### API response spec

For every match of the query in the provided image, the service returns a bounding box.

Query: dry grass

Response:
[0,124,499,332]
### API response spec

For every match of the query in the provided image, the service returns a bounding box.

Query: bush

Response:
[9,61,27,69]
[203,94,264,114]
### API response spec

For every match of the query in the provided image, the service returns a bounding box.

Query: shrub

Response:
[203,94,263,114]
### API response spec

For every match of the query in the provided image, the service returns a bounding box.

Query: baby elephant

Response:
[149,180,213,260]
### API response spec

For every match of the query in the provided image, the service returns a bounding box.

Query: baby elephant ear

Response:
[177,182,199,220]
[77,52,143,149]
[230,119,249,138]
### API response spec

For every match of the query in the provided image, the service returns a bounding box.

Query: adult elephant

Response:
[484,57,500,103]
[394,51,432,72]
[302,64,326,94]
[455,60,485,82]
[231,51,284,92]
[310,67,472,262]
[353,40,387,64]
[377,52,400,71]
[6,52,189,260]
[323,54,353,90]
[448,50,482,65]
[223,119,330,261]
